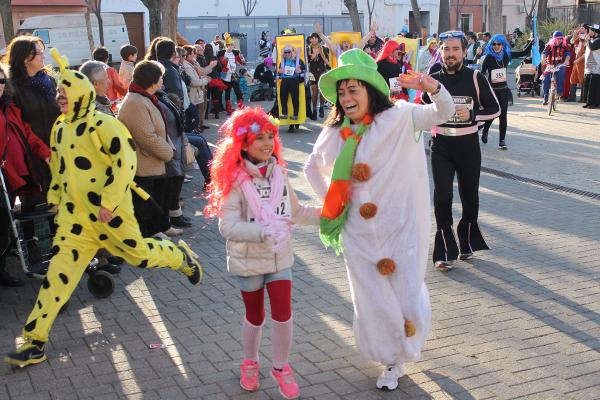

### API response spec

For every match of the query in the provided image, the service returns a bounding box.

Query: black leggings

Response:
[280,79,299,116]
[482,88,510,143]
[431,133,481,230]
[168,176,184,212]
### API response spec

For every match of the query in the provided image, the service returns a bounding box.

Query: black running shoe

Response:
[481,131,488,144]
[177,240,203,285]
[499,140,508,150]
[5,339,46,368]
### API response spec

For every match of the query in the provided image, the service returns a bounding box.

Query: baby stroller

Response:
[0,172,115,299]
[249,82,275,102]
[515,60,540,97]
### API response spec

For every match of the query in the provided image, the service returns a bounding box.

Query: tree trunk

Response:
[410,0,422,33]
[488,0,503,34]
[84,5,95,56]
[344,0,362,33]
[93,0,104,46]
[0,0,14,46]
[538,0,548,22]
[140,0,163,40]
[438,0,450,33]
[159,0,178,40]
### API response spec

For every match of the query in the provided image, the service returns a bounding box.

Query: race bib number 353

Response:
[491,67,507,83]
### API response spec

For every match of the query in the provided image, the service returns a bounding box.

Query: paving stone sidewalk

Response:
[0,102,599,400]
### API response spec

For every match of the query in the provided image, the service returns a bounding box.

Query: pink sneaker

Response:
[240,358,260,391]
[271,364,300,399]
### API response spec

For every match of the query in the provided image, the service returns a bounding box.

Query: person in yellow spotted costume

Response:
[4,48,203,368]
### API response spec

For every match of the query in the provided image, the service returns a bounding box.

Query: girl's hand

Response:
[44,157,50,166]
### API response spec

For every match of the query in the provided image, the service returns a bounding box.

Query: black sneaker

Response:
[177,240,203,285]
[319,106,324,118]
[5,339,46,368]
[499,140,508,150]
[106,256,124,265]
[459,252,473,260]
[171,216,192,228]
[280,114,288,120]
[287,125,295,133]
[481,131,488,144]
[97,262,121,274]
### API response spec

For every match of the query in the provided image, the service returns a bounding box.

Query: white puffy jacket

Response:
[219,158,320,277]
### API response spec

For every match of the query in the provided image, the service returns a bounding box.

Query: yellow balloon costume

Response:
[19,49,202,344]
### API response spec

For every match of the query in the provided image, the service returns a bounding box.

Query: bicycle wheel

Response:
[548,91,555,116]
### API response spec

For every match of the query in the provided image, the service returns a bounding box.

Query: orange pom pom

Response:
[352,163,371,181]
[362,114,373,124]
[340,127,353,140]
[377,258,396,276]
[359,202,377,219]
[404,319,416,337]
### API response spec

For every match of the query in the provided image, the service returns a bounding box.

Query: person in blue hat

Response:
[541,31,572,104]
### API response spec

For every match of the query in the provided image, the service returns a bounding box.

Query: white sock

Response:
[169,208,183,217]
[242,318,264,362]
[271,316,293,370]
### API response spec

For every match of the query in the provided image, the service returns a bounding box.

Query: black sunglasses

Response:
[0,78,6,84]
[492,42,502,46]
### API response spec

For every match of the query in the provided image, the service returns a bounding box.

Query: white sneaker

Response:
[163,227,183,237]
[376,364,405,391]
[435,260,454,272]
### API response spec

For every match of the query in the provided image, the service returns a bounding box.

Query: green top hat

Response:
[318,48,390,104]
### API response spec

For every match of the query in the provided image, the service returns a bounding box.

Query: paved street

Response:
[0,96,599,400]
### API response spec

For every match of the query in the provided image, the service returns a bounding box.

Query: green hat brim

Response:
[318,64,390,104]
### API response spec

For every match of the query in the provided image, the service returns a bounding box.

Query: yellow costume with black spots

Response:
[20,49,202,343]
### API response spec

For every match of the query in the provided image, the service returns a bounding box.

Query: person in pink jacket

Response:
[204,107,320,400]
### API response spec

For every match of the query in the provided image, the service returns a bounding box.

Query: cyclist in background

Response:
[541,31,571,105]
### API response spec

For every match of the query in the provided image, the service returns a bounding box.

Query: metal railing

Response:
[547,4,600,25]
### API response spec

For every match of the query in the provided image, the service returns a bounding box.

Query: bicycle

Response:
[546,64,565,116]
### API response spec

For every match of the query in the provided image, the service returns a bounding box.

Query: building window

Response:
[459,14,472,33]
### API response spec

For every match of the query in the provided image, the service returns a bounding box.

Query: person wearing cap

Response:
[421,31,500,272]
[253,56,275,88]
[304,49,455,391]
[277,45,306,126]
[258,31,271,59]
[306,32,331,119]
[217,32,246,114]
[582,24,600,108]
[541,31,572,105]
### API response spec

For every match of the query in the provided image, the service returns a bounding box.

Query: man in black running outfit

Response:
[421,31,500,272]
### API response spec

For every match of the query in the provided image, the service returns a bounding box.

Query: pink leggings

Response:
[241,280,292,325]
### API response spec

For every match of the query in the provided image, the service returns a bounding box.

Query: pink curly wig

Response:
[204,107,285,218]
